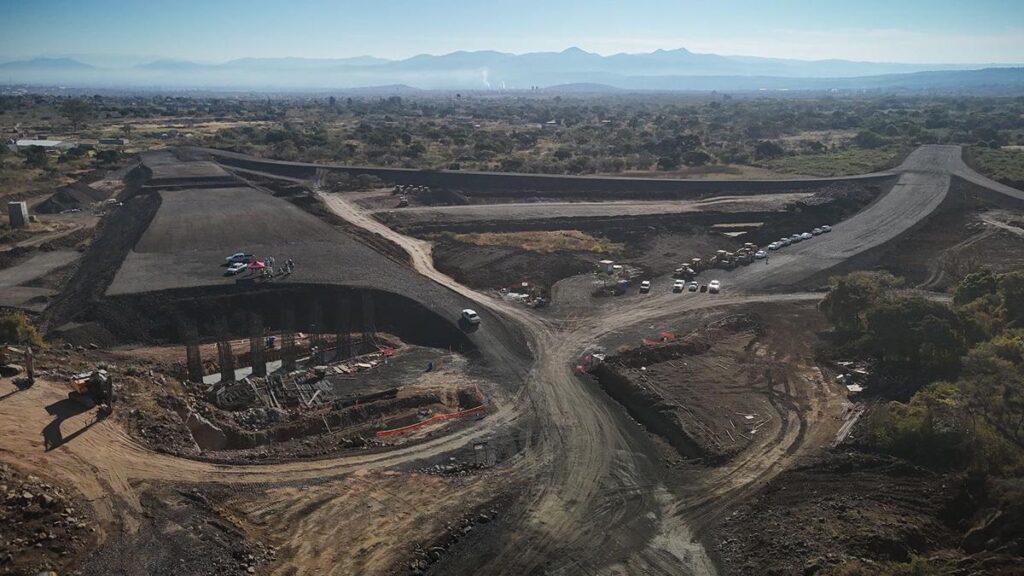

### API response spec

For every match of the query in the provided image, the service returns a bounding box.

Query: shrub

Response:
[0,310,44,348]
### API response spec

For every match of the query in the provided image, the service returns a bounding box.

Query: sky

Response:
[1,0,1023,65]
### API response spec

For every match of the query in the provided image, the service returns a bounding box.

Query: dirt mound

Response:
[35,182,110,215]
[432,237,594,294]
[79,487,274,576]
[592,314,769,462]
[0,462,95,575]
[708,452,964,575]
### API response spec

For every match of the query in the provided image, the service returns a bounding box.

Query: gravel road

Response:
[374,193,812,226]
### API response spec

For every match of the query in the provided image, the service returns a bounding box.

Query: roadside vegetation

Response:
[764,147,902,176]
[820,270,1024,571]
[965,146,1024,189]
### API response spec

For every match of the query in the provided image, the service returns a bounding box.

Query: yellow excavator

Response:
[68,370,114,415]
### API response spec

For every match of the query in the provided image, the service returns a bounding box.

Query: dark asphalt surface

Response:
[717,145,968,289]
[107,154,531,378]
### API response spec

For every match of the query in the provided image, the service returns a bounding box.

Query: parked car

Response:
[708,280,721,294]
[224,262,247,276]
[821,225,832,233]
[640,280,651,293]
[754,250,767,259]
[461,309,481,325]
[812,227,823,235]
[673,280,685,292]
[699,284,708,293]
[790,233,803,243]
[688,281,699,292]
[768,242,780,251]
[225,252,254,263]
[779,237,792,247]
[800,232,813,240]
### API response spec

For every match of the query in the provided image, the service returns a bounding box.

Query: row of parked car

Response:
[767,224,832,251]
[638,278,721,294]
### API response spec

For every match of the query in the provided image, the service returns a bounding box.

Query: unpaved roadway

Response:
[374,193,812,226]
[3,144,1022,575]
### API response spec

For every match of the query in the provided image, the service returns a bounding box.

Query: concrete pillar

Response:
[185,342,202,382]
[249,314,266,377]
[7,202,29,229]
[217,340,236,383]
[361,291,375,354]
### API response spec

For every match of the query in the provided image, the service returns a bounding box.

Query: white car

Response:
[768,242,780,251]
[225,262,247,275]
[812,227,823,235]
[688,281,699,292]
[708,280,721,294]
[754,250,767,259]
[800,232,813,240]
[225,252,253,263]
[790,233,803,243]
[640,280,651,293]
[821,225,832,233]
[461,309,481,325]
[779,237,792,247]
[673,280,686,292]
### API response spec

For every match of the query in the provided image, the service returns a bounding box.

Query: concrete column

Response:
[249,314,266,377]
[217,340,235,383]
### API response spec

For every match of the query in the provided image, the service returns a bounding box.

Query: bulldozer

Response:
[68,370,114,415]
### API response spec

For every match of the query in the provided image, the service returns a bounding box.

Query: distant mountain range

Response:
[1,48,1022,93]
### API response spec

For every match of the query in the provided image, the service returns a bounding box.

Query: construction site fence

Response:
[375,405,486,438]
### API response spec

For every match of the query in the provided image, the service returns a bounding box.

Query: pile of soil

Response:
[35,182,109,215]
[79,487,275,576]
[432,237,594,294]
[591,315,765,462]
[0,463,94,575]
[708,452,964,575]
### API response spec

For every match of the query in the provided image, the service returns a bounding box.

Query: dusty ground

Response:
[0,462,95,576]
[592,304,841,464]
[708,451,965,576]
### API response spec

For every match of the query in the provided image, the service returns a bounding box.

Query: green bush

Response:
[0,310,44,348]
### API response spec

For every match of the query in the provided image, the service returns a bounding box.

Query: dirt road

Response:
[373,193,812,226]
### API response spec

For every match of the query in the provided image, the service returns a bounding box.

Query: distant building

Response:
[8,201,29,228]
[10,139,75,152]
[98,137,129,146]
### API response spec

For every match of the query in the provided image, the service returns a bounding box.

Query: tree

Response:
[853,130,886,149]
[657,155,680,171]
[754,140,784,160]
[864,297,966,381]
[955,270,1000,305]
[0,310,44,348]
[999,271,1024,325]
[59,98,91,131]
[820,271,899,333]
[22,145,48,169]
[960,331,1024,450]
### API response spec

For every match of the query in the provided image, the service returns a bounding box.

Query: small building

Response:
[598,259,615,273]
[10,139,75,152]
[8,201,29,228]
[98,137,129,146]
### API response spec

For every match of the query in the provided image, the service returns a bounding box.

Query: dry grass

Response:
[453,230,625,254]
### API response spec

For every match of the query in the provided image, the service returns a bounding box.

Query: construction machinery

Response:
[68,370,114,414]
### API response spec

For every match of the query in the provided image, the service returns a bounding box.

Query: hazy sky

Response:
[2,0,1023,64]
